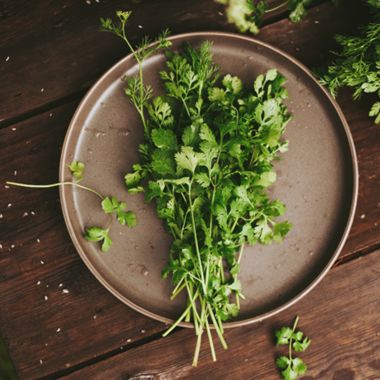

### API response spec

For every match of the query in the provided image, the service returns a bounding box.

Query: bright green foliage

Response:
[101,196,137,227]
[68,161,85,182]
[275,316,311,379]
[85,227,112,252]
[105,10,292,366]
[320,0,380,124]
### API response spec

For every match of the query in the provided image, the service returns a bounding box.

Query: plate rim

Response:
[59,31,359,328]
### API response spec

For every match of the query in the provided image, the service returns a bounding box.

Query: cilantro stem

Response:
[188,182,207,295]
[6,181,104,200]
[207,304,228,350]
[162,288,199,337]
[265,1,288,13]
[289,315,300,360]
[237,243,245,264]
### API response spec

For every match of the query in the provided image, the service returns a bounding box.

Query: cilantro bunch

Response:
[103,11,292,365]
[320,0,380,124]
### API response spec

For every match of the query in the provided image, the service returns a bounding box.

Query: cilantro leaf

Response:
[151,128,178,150]
[68,161,85,182]
[85,227,112,252]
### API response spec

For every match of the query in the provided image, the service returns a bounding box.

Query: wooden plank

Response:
[0,102,166,379]
[61,250,380,380]
[0,0,364,126]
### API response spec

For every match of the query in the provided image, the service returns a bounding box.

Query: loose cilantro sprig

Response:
[275,316,311,380]
[6,161,137,252]
[320,0,380,124]
[105,10,292,366]
[216,0,339,34]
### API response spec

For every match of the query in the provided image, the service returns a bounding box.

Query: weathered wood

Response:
[60,250,380,380]
[0,0,364,126]
[0,102,166,379]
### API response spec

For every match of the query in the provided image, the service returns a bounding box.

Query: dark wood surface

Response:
[0,1,379,379]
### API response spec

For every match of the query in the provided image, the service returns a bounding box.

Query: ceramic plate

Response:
[59,32,358,327]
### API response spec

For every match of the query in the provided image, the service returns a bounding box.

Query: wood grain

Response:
[60,250,380,380]
[0,0,364,126]
[0,102,166,379]
[0,1,377,379]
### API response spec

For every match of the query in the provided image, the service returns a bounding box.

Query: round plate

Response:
[59,32,358,328]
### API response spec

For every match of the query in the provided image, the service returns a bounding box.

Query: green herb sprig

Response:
[6,161,136,252]
[105,10,292,366]
[320,0,380,124]
[216,0,339,35]
[275,316,311,380]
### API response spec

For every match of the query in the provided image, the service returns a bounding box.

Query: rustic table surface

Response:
[1,1,379,379]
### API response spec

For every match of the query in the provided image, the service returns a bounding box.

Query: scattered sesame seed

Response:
[143,270,149,276]
[31,211,36,215]
[360,214,366,219]
[39,359,43,365]
[375,222,378,226]
[10,244,15,249]
[37,281,41,285]
[95,0,100,2]
[58,283,63,288]
[45,343,48,347]
[46,284,49,288]
[93,314,97,319]
[138,24,143,29]
[4,185,10,189]
[44,296,48,301]
[7,203,12,208]
[86,0,91,4]
[0,244,3,249]
[40,260,45,264]
[56,328,61,333]
[37,238,41,243]
[23,212,29,217]
[14,170,17,176]
[5,56,10,62]
[141,329,145,334]
[314,20,319,24]
[218,11,223,16]
[40,88,44,92]
[295,47,300,52]
[65,363,71,368]
[49,113,53,117]
[0,214,3,219]
[127,338,132,343]
[62,289,69,294]
[120,346,124,350]
[11,127,16,131]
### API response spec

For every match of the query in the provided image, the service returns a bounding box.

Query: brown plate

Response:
[59,32,358,328]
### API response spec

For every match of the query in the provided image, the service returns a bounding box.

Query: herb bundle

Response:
[102,11,292,365]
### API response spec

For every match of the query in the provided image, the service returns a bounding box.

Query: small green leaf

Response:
[117,210,137,227]
[276,356,290,370]
[85,227,112,252]
[292,357,307,375]
[151,128,178,150]
[68,161,85,182]
[275,326,293,345]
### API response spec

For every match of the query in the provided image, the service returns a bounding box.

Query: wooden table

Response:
[1,1,379,379]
